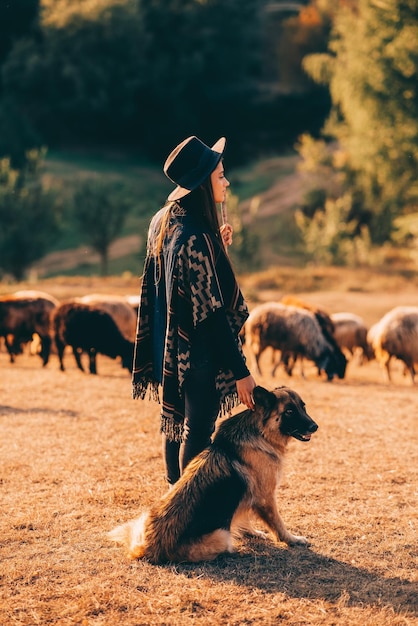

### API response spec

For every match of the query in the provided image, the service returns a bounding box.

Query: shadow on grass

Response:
[176,542,418,617]
[0,405,78,417]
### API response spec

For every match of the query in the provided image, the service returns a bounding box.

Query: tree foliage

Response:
[2,0,146,147]
[0,97,42,168]
[72,179,132,276]
[0,0,330,164]
[303,0,418,242]
[0,149,61,281]
[1,0,263,159]
[0,0,39,68]
[137,0,262,154]
[272,4,331,90]
[226,192,260,272]
[295,192,372,267]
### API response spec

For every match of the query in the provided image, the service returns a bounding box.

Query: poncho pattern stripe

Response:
[132,213,248,442]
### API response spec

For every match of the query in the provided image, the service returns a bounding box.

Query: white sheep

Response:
[244,302,347,381]
[367,306,418,383]
[330,312,373,363]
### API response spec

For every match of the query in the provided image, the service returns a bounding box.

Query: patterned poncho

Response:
[132,205,249,442]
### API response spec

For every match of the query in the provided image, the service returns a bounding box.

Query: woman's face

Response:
[210,160,230,203]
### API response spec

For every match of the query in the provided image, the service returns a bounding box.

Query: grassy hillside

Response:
[20,147,418,285]
[34,148,304,278]
[41,148,171,269]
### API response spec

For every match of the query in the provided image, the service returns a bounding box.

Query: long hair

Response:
[148,174,225,265]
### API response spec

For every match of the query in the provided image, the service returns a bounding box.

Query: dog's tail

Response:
[107,512,149,560]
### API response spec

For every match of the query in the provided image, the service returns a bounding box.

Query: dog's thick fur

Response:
[108,385,318,563]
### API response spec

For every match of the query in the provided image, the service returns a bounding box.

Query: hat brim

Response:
[167,137,226,202]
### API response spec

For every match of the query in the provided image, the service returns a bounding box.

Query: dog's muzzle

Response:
[288,419,318,442]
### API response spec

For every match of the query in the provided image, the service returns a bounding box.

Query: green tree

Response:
[0,0,39,68]
[72,179,132,276]
[0,1,41,164]
[269,3,331,90]
[1,0,263,160]
[0,148,61,281]
[138,0,262,155]
[2,0,146,145]
[303,0,418,242]
[0,97,42,167]
[295,192,372,266]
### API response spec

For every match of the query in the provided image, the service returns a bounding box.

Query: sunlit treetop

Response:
[41,0,134,28]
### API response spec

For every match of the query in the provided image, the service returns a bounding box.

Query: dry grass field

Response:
[1,273,418,625]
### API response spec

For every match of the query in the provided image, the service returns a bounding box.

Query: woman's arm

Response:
[195,309,256,409]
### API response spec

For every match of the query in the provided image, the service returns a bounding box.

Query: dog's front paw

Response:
[286,534,310,547]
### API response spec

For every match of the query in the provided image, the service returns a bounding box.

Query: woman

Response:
[132,135,256,485]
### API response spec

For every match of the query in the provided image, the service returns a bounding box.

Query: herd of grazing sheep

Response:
[244,296,418,384]
[0,290,139,375]
[1,289,418,384]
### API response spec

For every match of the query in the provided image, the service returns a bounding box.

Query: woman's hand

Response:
[220,222,233,247]
[236,374,257,410]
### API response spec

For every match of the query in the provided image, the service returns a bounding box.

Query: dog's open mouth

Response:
[291,432,312,442]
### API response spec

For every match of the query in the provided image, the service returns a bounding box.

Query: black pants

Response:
[162,362,220,485]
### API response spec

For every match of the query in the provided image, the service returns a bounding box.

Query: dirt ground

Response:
[1,284,418,625]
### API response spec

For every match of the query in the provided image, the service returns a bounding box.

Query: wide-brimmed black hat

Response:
[164,136,226,201]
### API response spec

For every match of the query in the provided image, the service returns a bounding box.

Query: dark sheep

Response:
[0,290,59,365]
[53,302,134,375]
[77,294,137,341]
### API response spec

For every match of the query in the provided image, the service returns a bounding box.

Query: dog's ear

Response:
[253,386,277,411]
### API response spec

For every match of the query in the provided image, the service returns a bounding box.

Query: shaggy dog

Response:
[108,385,318,563]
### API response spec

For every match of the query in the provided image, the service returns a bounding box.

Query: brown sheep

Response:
[367,306,418,383]
[0,290,59,365]
[330,312,373,363]
[281,295,336,341]
[277,295,344,377]
[244,302,347,381]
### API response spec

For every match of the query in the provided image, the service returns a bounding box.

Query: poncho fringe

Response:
[160,389,241,442]
[132,379,159,403]
[133,376,241,443]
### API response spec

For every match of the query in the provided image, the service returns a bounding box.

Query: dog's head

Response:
[253,385,318,442]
